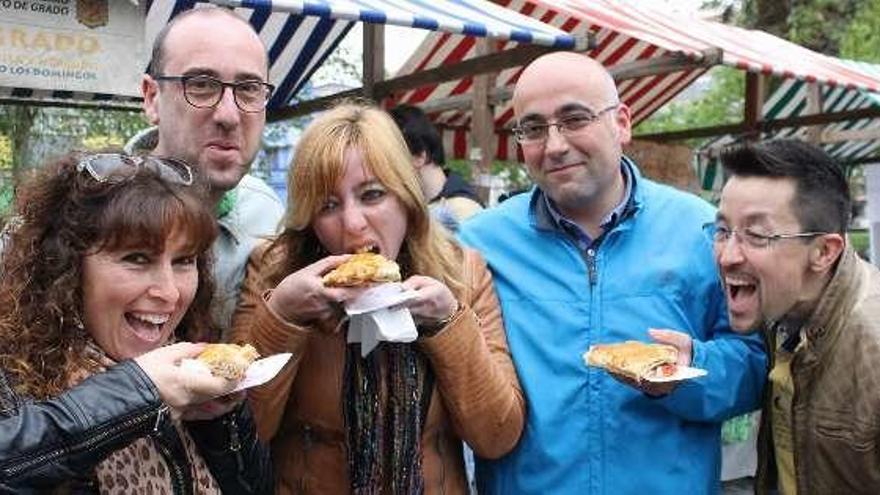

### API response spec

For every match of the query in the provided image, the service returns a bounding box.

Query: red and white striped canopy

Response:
[392,0,880,161]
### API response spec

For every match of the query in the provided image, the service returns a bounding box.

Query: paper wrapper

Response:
[344,283,418,357]
[181,353,293,393]
[642,365,708,383]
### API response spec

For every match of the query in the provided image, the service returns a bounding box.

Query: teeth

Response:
[724,276,754,286]
[130,313,170,325]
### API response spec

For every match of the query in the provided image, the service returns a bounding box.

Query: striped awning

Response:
[393,0,880,161]
[1,0,580,108]
[696,59,880,192]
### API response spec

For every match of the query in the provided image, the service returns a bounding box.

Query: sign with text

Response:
[0,0,145,97]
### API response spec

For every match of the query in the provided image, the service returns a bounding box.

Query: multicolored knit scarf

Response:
[343,340,435,495]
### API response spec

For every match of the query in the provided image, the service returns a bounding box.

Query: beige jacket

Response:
[233,245,524,494]
[756,247,880,494]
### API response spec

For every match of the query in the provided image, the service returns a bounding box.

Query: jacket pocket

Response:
[809,415,880,492]
[813,415,876,451]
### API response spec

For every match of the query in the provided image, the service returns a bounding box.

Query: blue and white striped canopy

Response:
[2,0,580,108]
[180,0,581,108]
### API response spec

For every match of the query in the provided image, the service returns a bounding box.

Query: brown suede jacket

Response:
[756,247,880,494]
[232,244,525,494]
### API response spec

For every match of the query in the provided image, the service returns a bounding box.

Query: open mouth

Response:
[350,244,380,255]
[725,276,758,314]
[125,312,170,343]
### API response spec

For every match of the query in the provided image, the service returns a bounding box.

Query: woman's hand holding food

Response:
[400,275,458,327]
[179,391,247,421]
[135,343,239,409]
[267,255,353,327]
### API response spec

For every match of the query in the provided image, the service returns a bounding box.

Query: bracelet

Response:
[419,301,461,337]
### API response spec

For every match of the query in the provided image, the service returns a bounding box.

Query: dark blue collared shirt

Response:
[538,158,636,251]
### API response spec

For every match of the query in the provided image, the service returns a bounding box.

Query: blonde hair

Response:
[267,101,465,296]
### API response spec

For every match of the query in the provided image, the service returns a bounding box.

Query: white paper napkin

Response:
[344,283,418,357]
[231,353,293,392]
[180,352,293,392]
[643,365,708,383]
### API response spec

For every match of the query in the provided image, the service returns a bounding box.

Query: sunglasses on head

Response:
[76,153,194,186]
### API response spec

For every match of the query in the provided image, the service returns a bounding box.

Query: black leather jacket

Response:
[0,360,272,494]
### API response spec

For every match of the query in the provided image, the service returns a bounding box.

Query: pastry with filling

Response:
[196,343,260,380]
[322,251,401,287]
[585,341,678,382]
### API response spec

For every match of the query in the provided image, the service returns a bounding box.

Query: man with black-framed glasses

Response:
[133,6,284,338]
[459,51,766,494]
[714,139,880,494]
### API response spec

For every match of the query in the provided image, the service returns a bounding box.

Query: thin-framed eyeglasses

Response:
[702,222,829,250]
[512,103,619,144]
[77,153,194,186]
[153,74,274,113]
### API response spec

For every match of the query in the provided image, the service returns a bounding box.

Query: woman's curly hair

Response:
[0,151,219,400]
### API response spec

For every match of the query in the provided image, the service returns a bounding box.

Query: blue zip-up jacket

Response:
[459,162,767,495]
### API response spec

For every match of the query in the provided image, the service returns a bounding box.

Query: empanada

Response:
[585,341,678,382]
[322,252,401,287]
[196,343,260,380]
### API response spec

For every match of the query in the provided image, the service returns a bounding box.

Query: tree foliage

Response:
[635,66,744,140]
[0,104,147,173]
[838,0,880,62]
[637,0,880,137]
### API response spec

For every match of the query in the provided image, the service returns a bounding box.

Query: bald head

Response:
[149,7,267,77]
[514,52,618,118]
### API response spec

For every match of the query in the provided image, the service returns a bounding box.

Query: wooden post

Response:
[470,38,496,203]
[362,24,385,102]
[804,82,824,144]
[744,72,766,140]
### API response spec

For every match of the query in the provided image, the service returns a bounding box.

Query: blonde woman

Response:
[233,102,524,494]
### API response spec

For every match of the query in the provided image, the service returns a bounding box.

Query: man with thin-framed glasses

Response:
[459,51,766,494]
[132,6,284,338]
[712,139,880,494]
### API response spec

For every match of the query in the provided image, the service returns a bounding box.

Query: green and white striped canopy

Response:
[697,59,880,193]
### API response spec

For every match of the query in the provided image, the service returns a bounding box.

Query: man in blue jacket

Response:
[459,51,767,494]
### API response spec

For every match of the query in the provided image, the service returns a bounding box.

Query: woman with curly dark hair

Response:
[0,151,271,493]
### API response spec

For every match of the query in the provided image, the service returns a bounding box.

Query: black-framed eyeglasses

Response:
[512,103,619,144]
[702,222,828,250]
[77,153,194,186]
[153,74,274,113]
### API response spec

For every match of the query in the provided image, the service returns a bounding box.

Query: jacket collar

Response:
[793,245,862,363]
[530,155,643,233]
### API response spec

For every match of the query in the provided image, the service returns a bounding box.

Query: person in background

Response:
[710,139,880,494]
[390,103,487,491]
[233,102,524,494]
[134,6,284,338]
[390,104,483,231]
[458,51,767,494]
[0,152,271,493]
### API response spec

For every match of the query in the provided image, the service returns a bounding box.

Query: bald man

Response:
[136,7,284,337]
[459,52,767,494]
